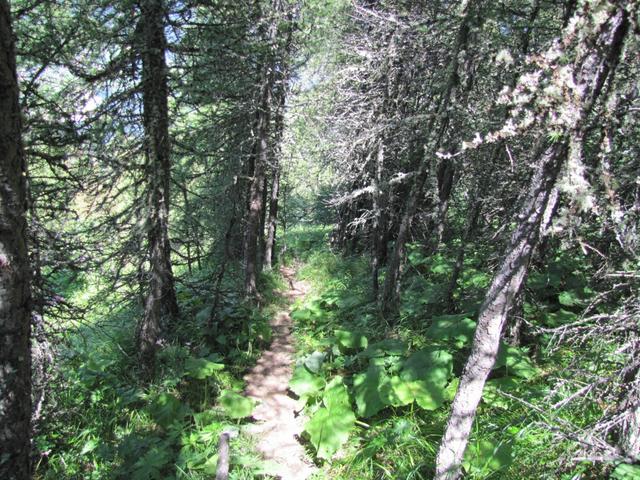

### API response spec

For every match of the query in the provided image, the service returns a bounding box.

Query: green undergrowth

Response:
[284,226,619,479]
[35,261,288,479]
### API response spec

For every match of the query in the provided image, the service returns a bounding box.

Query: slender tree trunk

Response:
[372,142,388,300]
[137,0,179,370]
[435,141,567,480]
[264,165,280,271]
[435,6,629,476]
[0,3,32,477]
[264,61,290,271]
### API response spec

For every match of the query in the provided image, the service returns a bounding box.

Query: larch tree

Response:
[136,0,180,370]
[0,1,31,478]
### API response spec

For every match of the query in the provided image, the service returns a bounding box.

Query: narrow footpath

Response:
[244,266,316,480]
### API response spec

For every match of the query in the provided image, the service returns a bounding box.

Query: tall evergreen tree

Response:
[0,1,31,477]
[136,0,180,370]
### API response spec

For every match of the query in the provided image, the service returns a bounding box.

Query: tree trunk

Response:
[264,52,291,271]
[0,2,32,477]
[137,0,179,371]
[264,165,280,271]
[435,5,629,476]
[244,70,271,297]
[372,142,388,300]
[434,157,455,247]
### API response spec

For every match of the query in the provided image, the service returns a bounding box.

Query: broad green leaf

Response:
[184,357,225,379]
[289,365,325,397]
[291,308,312,321]
[426,315,477,348]
[80,438,99,455]
[306,404,355,459]
[408,379,445,410]
[443,377,460,402]
[378,375,413,407]
[353,364,386,417]
[401,347,453,387]
[335,329,368,350]
[385,375,414,406]
[149,393,190,428]
[219,390,256,418]
[463,438,514,473]
[494,343,538,379]
[361,338,407,358]
[467,272,490,288]
[304,351,326,373]
[611,463,640,479]
[195,306,212,323]
[305,376,357,459]
[323,376,350,410]
[377,347,454,411]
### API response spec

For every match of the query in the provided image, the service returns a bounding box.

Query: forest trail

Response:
[243,266,316,480]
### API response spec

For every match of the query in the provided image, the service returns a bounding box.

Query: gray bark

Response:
[0,2,32,477]
[435,141,567,480]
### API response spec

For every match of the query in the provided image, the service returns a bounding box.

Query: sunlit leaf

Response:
[289,365,325,397]
[184,357,225,379]
[426,315,477,348]
[494,343,538,379]
[353,364,386,417]
[611,463,640,479]
[361,338,407,358]
[463,438,513,474]
[218,390,256,418]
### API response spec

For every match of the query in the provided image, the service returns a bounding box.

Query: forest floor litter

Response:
[243,266,317,480]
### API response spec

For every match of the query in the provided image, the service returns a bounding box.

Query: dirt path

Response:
[243,266,316,480]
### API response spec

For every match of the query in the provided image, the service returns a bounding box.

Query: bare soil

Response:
[244,266,316,480]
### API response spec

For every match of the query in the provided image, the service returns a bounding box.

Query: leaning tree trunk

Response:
[434,5,629,477]
[0,3,32,478]
[137,0,179,371]
[435,140,566,479]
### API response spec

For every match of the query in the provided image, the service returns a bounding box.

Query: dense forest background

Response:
[1,0,639,479]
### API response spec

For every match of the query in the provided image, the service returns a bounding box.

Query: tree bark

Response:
[0,2,32,477]
[434,4,629,477]
[435,141,566,480]
[137,0,179,371]
[244,69,272,297]
[372,142,388,300]
[264,66,289,271]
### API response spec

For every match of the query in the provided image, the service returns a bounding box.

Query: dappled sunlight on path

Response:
[244,266,316,479]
